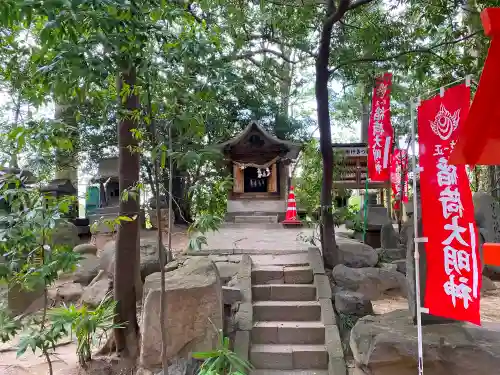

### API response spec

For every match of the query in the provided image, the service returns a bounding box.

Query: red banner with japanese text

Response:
[390,149,409,210]
[368,73,393,182]
[418,83,481,325]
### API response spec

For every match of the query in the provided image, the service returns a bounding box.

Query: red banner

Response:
[418,83,481,325]
[368,73,393,182]
[390,149,409,209]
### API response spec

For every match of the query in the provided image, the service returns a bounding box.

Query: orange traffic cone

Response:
[282,186,302,226]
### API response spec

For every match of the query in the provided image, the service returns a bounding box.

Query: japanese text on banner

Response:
[368,73,393,182]
[390,149,409,208]
[417,83,481,325]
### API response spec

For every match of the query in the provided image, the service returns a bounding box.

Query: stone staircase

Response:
[238,249,345,375]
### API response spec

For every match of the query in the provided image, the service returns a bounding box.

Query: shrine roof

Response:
[40,178,77,194]
[332,142,367,148]
[215,121,302,160]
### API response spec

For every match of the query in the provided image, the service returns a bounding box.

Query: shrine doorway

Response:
[243,167,268,193]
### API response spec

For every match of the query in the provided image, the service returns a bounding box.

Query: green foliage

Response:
[338,312,359,332]
[89,214,138,235]
[0,174,81,289]
[190,175,233,219]
[0,306,21,342]
[48,297,122,366]
[187,213,224,251]
[295,139,322,218]
[333,205,362,230]
[295,139,352,218]
[193,330,253,375]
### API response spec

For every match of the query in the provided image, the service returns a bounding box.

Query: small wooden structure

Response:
[332,143,392,248]
[40,178,78,220]
[332,142,390,202]
[216,121,301,222]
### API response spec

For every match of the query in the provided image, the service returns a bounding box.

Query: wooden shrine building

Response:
[332,142,391,214]
[217,121,301,223]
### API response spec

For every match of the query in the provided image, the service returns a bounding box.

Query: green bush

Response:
[193,329,253,375]
[48,297,123,366]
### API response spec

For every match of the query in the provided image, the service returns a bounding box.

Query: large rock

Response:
[7,282,44,316]
[100,239,168,281]
[50,220,79,248]
[473,192,500,243]
[334,290,373,317]
[392,260,406,275]
[380,222,399,249]
[377,248,405,262]
[57,282,84,303]
[73,243,98,255]
[216,262,239,283]
[332,264,405,300]
[482,275,496,294]
[140,258,223,369]
[81,279,110,307]
[350,310,500,375]
[336,237,379,268]
[73,254,100,285]
[472,192,494,274]
[136,358,201,375]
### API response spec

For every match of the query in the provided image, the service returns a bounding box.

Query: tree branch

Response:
[328,31,481,76]
[348,0,377,11]
[325,0,349,26]
[224,48,303,64]
[247,33,317,58]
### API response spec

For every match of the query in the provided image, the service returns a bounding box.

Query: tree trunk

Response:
[315,4,339,269]
[170,164,193,224]
[488,166,497,198]
[114,66,140,358]
[9,92,21,169]
[54,103,79,188]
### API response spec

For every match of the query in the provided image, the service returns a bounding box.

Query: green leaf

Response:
[118,215,134,222]
[192,350,218,359]
[161,148,167,169]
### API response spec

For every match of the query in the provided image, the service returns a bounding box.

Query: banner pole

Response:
[410,98,424,375]
[363,177,368,243]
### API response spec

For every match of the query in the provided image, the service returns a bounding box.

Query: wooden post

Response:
[267,163,278,193]
[386,184,392,219]
[233,164,244,193]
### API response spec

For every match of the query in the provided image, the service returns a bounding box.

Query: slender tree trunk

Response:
[9,92,21,169]
[54,104,79,185]
[315,2,340,269]
[114,66,140,357]
[488,166,497,198]
[170,165,193,224]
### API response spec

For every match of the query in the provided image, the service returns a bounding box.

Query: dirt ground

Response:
[373,281,500,322]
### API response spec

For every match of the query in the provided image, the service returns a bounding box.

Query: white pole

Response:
[410,98,424,375]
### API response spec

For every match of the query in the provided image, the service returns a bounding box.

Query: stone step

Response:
[250,344,328,370]
[235,215,278,224]
[252,321,325,344]
[251,370,328,375]
[252,284,317,301]
[252,266,313,285]
[253,301,321,321]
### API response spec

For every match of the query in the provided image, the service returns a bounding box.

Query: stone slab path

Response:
[202,223,316,253]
